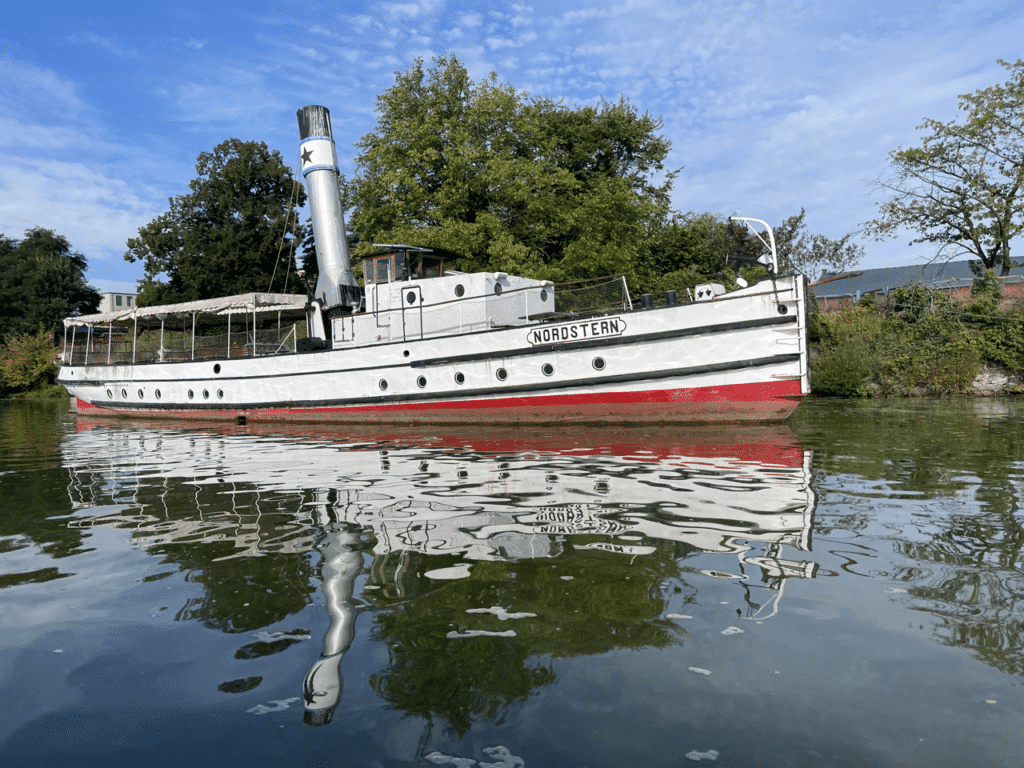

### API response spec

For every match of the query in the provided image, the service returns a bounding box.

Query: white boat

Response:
[57,106,810,424]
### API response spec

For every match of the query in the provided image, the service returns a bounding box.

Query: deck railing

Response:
[63,323,301,366]
[62,275,634,366]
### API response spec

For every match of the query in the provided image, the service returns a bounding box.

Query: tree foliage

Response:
[865,59,1024,274]
[775,208,863,279]
[0,329,60,395]
[125,139,307,306]
[345,55,674,289]
[646,213,769,294]
[0,228,99,341]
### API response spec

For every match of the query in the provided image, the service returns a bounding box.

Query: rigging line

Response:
[268,173,301,293]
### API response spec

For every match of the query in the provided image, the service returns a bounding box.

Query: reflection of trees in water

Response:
[794,400,1024,676]
[365,546,683,737]
[897,523,1024,676]
[65,463,318,633]
[0,401,90,569]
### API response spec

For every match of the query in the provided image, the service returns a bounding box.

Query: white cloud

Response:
[380,0,445,21]
[66,32,140,59]
[0,157,162,263]
[0,57,91,120]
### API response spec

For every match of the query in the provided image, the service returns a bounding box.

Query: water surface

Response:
[0,398,1021,767]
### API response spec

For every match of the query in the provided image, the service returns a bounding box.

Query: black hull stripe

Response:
[61,314,798,387]
[86,353,802,412]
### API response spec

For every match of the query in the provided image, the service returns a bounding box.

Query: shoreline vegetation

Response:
[810,269,1024,398]
[6,269,1024,401]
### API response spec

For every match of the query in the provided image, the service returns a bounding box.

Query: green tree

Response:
[125,139,307,305]
[645,212,767,295]
[865,59,1024,275]
[0,228,100,341]
[0,329,60,394]
[775,208,863,279]
[345,55,674,289]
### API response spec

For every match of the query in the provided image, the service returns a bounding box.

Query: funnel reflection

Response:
[302,526,361,726]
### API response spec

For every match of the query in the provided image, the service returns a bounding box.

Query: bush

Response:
[809,307,885,396]
[0,330,61,395]
[810,287,1001,396]
[811,337,874,396]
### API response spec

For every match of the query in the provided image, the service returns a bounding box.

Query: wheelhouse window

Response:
[361,248,449,285]
[365,255,393,285]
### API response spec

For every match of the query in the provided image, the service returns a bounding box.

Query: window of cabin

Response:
[364,251,449,283]
[364,256,392,285]
[420,255,443,279]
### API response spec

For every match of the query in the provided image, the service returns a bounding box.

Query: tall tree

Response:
[345,55,674,288]
[865,59,1024,275]
[0,228,100,341]
[125,139,307,305]
[774,208,863,279]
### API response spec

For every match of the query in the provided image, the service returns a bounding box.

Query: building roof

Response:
[811,260,1024,298]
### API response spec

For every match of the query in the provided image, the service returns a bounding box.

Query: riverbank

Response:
[809,277,1024,397]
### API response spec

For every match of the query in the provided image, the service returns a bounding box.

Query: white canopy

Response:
[64,292,309,327]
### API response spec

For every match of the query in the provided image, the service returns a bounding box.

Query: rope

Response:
[268,174,301,293]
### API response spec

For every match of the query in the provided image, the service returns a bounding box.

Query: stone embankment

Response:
[971,368,1024,395]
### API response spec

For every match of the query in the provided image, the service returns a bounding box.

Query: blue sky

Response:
[2,1,1021,293]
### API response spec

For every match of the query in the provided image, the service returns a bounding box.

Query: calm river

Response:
[0,398,1022,767]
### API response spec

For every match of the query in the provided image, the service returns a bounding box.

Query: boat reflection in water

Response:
[62,420,816,728]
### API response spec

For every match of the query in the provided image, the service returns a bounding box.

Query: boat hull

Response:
[60,276,809,424]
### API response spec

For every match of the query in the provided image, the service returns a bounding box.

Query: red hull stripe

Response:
[77,379,803,422]
[285,379,803,413]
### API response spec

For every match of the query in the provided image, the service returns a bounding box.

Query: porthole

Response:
[406,291,417,305]
[455,284,465,298]
[137,389,144,399]
[213,363,221,374]
[494,283,503,296]
[417,376,427,388]
[542,363,554,376]
[496,368,508,381]
[540,289,548,302]
[155,389,162,399]
[592,357,606,371]
[106,389,113,399]
[403,349,410,357]
[379,379,388,391]
[188,389,195,400]
[454,372,465,385]
[121,388,128,398]
[217,389,224,399]
[203,389,210,400]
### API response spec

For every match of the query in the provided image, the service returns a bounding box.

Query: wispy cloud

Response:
[66,32,140,58]
[379,0,445,21]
